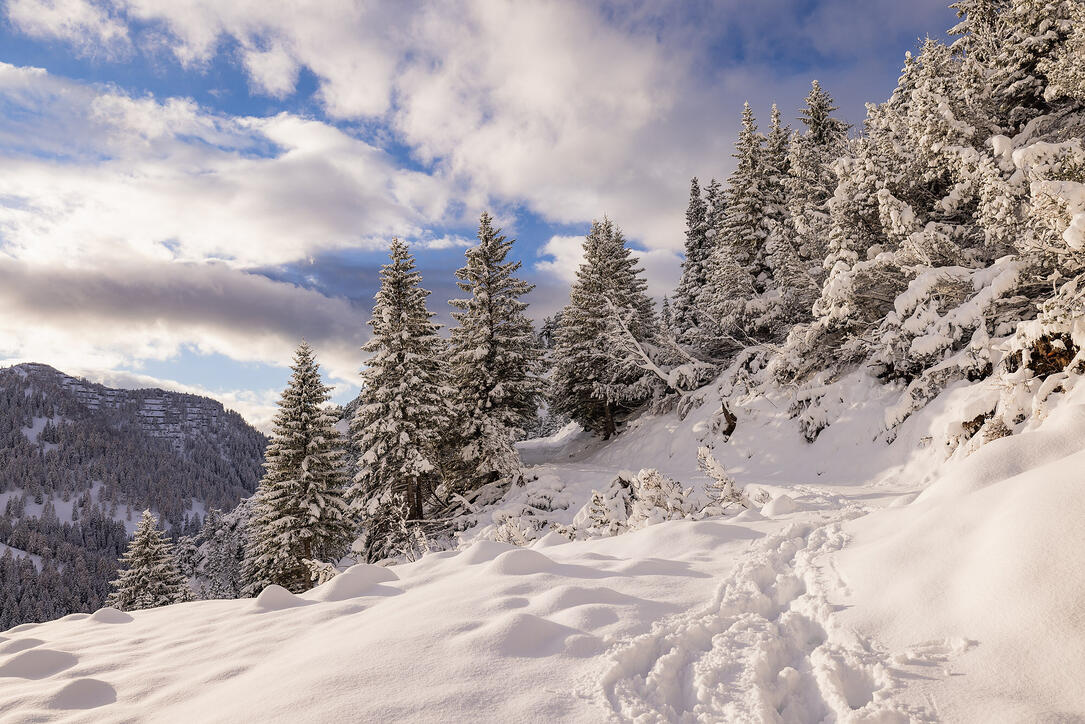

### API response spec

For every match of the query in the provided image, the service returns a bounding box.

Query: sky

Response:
[0,0,959,430]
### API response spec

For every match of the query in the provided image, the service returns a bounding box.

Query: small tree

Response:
[626,469,695,529]
[106,510,189,611]
[698,447,750,511]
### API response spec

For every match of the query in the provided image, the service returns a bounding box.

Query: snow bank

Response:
[0,515,775,722]
[836,402,1085,720]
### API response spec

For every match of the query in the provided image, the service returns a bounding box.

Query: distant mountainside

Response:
[0,363,267,628]
[0,363,266,531]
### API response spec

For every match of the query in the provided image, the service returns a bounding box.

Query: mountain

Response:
[0,363,266,529]
[0,363,266,628]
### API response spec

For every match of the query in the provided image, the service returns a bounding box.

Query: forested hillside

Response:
[0,363,265,627]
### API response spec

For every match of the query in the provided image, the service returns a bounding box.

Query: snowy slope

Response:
[2,375,1083,721]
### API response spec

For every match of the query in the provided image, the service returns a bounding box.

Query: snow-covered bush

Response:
[559,469,698,541]
[626,468,696,529]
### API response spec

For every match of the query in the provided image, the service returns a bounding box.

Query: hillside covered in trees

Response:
[0,363,265,627]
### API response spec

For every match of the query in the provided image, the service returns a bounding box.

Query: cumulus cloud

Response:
[5,0,129,56]
[0,1,959,424]
[2,1,958,256]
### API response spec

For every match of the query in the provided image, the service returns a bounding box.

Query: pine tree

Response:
[705,103,763,349]
[672,178,711,345]
[722,102,769,285]
[106,510,188,611]
[762,103,816,334]
[350,239,448,559]
[446,213,543,491]
[787,81,850,269]
[660,295,674,333]
[243,342,353,595]
[552,218,656,438]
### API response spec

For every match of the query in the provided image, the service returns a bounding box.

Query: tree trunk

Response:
[602,401,617,440]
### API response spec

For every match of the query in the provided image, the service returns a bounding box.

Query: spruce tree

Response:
[243,341,353,595]
[552,218,656,438]
[660,295,674,333]
[672,178,711,346]
[106,510,189,611]
[722,102,769,285]
[762,103,816,332]
[350,239,447,557]
[706,103,763,348]
[446,212,543,491]
[787,80,850,272]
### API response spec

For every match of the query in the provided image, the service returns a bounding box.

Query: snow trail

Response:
[599,497,929,723]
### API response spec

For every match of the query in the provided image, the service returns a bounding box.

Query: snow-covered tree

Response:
[446,213,543,491]
[721,102,769,288]
[672,178,712,346]
[787,81,850,270]
[243,341,353,595]
[762,103,817,334]
[552,218,656,438]
[106,510,189,611]
[950,0,1079,128]
[200,505,247,600]
[351,239,448,559]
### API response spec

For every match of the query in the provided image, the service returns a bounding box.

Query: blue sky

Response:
[0,0,957,428]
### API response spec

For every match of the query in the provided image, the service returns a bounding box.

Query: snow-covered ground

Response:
[2,376,1083,721]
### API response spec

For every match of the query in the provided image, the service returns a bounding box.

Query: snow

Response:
[3,369,1085,720]
[761,493,797,516]
[0,543,43,571]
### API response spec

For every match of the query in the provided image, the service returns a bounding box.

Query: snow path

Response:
[598,495,931,723]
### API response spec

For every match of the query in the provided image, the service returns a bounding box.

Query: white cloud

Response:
[534,235,587,285]
[2,0,957,256]
[417,235,473,251]
[5,0,129,56]
[0,63,455,268]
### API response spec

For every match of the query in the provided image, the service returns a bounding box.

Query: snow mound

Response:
[458,539,518,565]
[487,548,557,576]
[0,637,42,654]
[305,564,399,602]
[0,648,78,679]
[253,585,312,612]
[49,678,116,709]
[465,612,585,658]
[89,607,133,624]
[762,494,797,516]
[836,403,1085,719]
